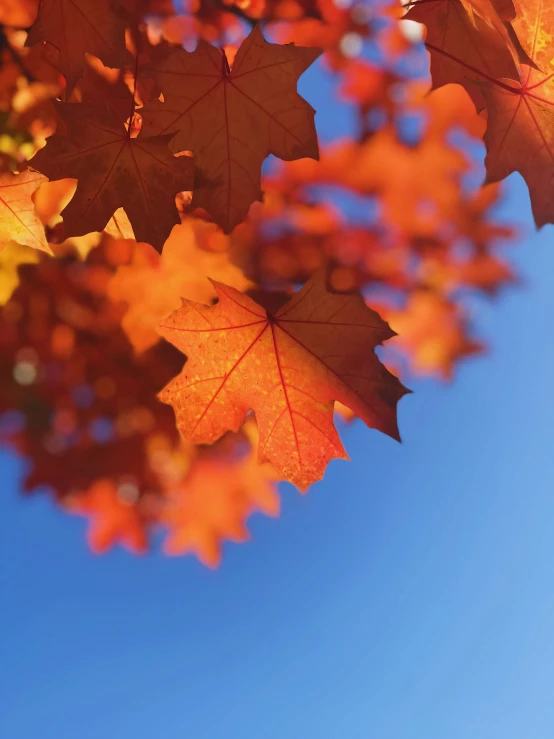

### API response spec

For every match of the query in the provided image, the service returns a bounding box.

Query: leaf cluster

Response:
[0,0,542,563]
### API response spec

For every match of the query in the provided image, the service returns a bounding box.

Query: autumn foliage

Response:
[0,0,543,564]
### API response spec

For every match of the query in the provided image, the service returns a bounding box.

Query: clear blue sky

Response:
[2,36,554,739]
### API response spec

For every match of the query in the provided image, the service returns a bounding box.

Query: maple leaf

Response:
[159,275,408,489]
[25,0,126,95]
[383,292,484,380]
[405,0,520,108]
[0,170,51,253]
[69,55,134,123]
[140,25,321,233]
[480,1,554,226]
[163,447,279,567]
[31,178,133,250]
[64,479,149,554]
[108,220,251,353]
[30,102,194,252]
[481,68,554,225]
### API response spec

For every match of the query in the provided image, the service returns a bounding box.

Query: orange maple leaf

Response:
[383,292,484,380]
[163,450,279,567]
[25,0,125,94]
[108,221,251,352]
[30,102,194,251]
[0,170,51,253]
[482,70,554,225]
[159,275,408,489]
[64,479,149,554]
[140,25,321,233]
[480,1,554,226]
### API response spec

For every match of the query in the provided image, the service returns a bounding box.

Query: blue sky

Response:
[2,26,554,739]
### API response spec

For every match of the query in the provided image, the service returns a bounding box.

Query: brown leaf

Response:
[141,25,321,232]
[25,0,126,94]
[405,0,520,108]
[162,439,279,567]
[30,102,194,251]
